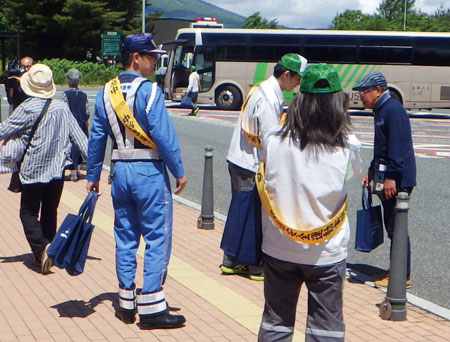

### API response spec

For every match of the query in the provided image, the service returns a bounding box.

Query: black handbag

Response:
[7,99,52,193]
[355,185,384,252]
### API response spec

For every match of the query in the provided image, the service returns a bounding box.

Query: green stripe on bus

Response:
[335,64,344,74]
[354,65,371,86]
[339,64,354,83]
[344,65,362,88]
[253,62,268,85]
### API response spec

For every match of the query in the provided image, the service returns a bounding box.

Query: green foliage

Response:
[330,1,450,32]
[0,0,9,31]
[243,12,280,29]
[378,0,415,21]
[40,58,121,85]
[1,0,161,61]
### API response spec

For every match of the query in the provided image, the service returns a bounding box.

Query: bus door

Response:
[193,45,215,101]
[170,45,194,101]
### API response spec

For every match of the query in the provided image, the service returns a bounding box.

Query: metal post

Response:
[380,192,409,321]
[197,146,214,229]
[142,0,146,33]
[403,0,407,31]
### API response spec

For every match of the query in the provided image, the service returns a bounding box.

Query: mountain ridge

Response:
[148,0,246,28]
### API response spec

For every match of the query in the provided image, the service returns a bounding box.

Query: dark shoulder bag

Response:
[8,99,52,193]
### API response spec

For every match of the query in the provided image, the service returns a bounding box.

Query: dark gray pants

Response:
[258,255,346,342]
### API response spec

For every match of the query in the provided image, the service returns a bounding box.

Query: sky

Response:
[202,0,449,28]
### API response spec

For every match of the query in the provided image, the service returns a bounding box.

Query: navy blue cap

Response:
[120,33,166,55]
[352,71,387,90]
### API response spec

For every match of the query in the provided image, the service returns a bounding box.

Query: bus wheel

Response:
[216,85,242,110]
[389,89,403,105]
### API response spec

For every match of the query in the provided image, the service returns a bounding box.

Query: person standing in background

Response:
[63,68,90,182]
[3,56,34,113]
[353,71,416,288]
[257,64,361,342]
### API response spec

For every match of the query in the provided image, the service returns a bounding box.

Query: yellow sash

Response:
[107,77,157,150]
[255,162,347,244]
[241,83,262,147]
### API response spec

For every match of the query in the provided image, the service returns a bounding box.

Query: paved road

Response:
[2,86,450,310]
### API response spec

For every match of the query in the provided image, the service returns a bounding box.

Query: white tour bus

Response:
[163,28,450,110]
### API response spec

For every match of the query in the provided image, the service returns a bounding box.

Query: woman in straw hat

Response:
[257,64,361,342]
[0,64,88,274]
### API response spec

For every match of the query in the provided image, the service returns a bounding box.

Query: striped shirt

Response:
[0,97,88,184]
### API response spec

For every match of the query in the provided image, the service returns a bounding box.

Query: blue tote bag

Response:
[180,93,193,108]
[47,191,98,275]
[355,186,384,252]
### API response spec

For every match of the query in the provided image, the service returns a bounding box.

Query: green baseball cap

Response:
[300,64,342,94]
[278,53,308,76]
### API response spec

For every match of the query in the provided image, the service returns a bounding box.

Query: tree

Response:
[330,10,391,30]
[243,12,280,29]
[54,1,118,60]
[330,1,450,32]
[378,0,415,21]
[0,0,10,31]
[1,0,156,61]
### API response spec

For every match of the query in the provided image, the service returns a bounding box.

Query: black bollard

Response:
[380,192,409,321]
[197,146,214,230]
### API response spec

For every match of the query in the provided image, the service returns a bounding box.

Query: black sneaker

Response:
[190,107,199,116]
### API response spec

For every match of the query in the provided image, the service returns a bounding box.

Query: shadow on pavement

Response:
[0,253,43,274]
[51,292,118,318]
[347,262,387,281]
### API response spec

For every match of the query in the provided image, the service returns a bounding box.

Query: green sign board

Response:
[101,31,121,57]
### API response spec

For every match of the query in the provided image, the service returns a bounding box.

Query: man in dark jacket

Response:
[353,71,416,288]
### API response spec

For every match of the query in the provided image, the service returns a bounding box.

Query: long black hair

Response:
[280,91,351,151]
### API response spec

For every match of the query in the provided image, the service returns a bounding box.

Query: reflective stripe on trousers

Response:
[111,161,172,293]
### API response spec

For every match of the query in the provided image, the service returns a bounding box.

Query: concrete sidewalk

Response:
[0,171,449,342]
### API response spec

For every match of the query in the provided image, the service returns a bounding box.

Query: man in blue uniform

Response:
[86,33,187,329]
[354,71,416,288]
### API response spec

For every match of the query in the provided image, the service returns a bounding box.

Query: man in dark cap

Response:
[86,32,187,329]
[353,71,416,288]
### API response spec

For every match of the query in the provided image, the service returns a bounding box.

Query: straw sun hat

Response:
[20,64,56,98]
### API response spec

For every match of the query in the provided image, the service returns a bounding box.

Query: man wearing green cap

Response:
[220,53,308,280]
[185,65,200,116]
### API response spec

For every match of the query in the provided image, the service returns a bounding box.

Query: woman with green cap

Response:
[257,64,362,342]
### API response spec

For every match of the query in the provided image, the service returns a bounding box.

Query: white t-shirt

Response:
[227,76,284,172]
[187,71,200,93]
[260,132,362,266]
